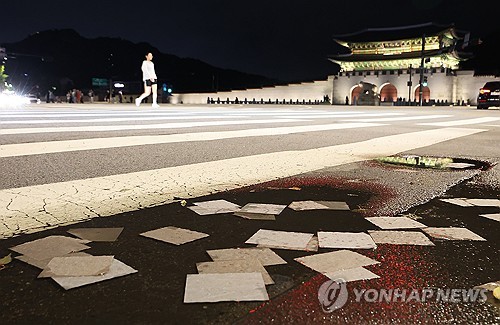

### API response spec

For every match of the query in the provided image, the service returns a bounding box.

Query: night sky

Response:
[2,0,498,81]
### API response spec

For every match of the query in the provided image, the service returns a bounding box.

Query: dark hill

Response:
[1,29,280,95]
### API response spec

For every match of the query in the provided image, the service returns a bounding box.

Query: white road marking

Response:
[0,127,485,238]
[0,109,392,117]
[342,115,452,122]
[270,113,403,119]
[0,115,251,124]
[0,122,384,157]
[418,117,500,126]
[0,112,403,125]
[0,119,307,135]
[0,112,200,118]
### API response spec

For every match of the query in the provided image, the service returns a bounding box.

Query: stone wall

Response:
[455,71,500,105]
[171,77,334,104]
[171,71,500,106]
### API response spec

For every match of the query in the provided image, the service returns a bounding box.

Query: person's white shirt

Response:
[141,60,157,81]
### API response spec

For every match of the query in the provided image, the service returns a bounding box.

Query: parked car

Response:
[477,81,500,109]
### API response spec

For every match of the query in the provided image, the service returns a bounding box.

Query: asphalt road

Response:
[0,103,499,324]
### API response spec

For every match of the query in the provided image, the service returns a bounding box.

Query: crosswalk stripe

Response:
[0,122,385,157]
[0,113,403,125]
[0,119,307,135]
[0,127,485,239]
[266,113,403,119]
[0,115,252,124]
[0,112,199,118]
[418,117,500,126]
[0,109,359,117]
[341,115,452,122]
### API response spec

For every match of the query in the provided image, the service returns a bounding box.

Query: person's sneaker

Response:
[152,103,160,108]
[135,98,141,107]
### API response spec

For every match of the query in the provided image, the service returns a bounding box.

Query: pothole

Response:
[377,155,490,170]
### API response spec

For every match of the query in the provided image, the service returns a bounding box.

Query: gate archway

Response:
[380,84,398,102]
[414,86,431,102]
[351,85,362,105]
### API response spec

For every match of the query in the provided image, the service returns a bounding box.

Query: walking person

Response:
[135,52,159,108]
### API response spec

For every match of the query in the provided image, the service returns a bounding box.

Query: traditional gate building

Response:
[329,22,494,105]
[174,23,500,106]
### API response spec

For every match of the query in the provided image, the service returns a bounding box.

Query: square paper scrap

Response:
[239,203,287,215]
[16,252,91,270]
[51,259,138,290]
[207,248,286,266]
[365,217,427,230]
[196,259,274,285]
[10,236,91,261]
[295,250,379,274]
[288,201,332,211]
[140,226,209,245]
[439,198,473,207]
[38,256,114,278]
[234,212,276,221]
[67,228,124,242]
[189,199,241,215]
[422,227,486,241]
[479,214,500,222]
[315,201,350,211]
[245,229,314,251]
[184,273,269,303]
[368,231,435,246]
[318,232,376,249]
[326,267,380,283]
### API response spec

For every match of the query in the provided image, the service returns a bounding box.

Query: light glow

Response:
[0,91,31,107]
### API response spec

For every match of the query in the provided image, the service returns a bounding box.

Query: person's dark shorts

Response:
[145,79,157,86]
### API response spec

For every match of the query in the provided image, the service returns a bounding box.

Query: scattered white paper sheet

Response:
[440,198,500,207]
[288,201,332,211]
[67,227,124,242]
[295,250,379,274]
[365,217,427,230]
[464,198,500,207]
[368,231,435,246]
[318,232,377,249]
[315,201,350,210]
[422,227,486,241]
[305,236,319,252]
[39,256,114,278]
[326,267,380,282]
[196,259,274,285]
[16,252,91,270]
[51,259,138,290]
[245,229,314,251]
[207,248,286,266]
[187,206,220,215]
[184,273,269,303]
[239,203,287,215]
[10,236,91,261]
[479,213,500,222]
[234,212,276,220]
[140,226,209,245]
[188,199,241,215]
[439,198,474,207]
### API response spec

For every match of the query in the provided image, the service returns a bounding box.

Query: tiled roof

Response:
[333,23,465,44]
[330,48,461,62]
